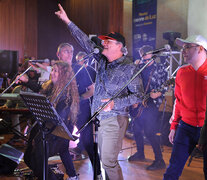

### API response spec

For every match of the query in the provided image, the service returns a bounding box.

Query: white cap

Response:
[175,35,207,50]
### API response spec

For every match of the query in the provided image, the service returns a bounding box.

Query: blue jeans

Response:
[203,146,207,180]
[163,120,201,180]
[131,100,163,161]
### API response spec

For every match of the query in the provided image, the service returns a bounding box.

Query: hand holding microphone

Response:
[15,74,29,84]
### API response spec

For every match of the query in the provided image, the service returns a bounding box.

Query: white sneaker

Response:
[66,175,79,180]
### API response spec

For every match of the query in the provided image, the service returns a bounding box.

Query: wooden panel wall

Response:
[25,0,37,59]
[37,0,64,59]
[66,0,123,35]
[0,0,25,62]
[0,0,123,62]
[0,0,37,63]
[37,0,123,59]
[108,0,123,33]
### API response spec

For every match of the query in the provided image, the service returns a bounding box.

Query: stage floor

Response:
[0,134,205,180]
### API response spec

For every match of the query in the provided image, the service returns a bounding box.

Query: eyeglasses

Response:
[101,39,117,45]
[182,45,199,51]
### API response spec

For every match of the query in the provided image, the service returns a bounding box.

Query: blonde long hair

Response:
[41,61,79,124]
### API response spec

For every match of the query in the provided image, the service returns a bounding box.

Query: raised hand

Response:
[55,4,70,25]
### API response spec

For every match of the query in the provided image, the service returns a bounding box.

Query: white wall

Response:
[188,0,207,38]
[156,0,188,47]
[123,0,189,56]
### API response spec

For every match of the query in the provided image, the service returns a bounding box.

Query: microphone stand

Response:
[77,55,157,180]
[0,66,33,96]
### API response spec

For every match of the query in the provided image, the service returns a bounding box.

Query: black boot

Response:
[146,159,166,170]
[128,152,145,161]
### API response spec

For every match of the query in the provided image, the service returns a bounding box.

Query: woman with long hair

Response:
[24,61,80,180]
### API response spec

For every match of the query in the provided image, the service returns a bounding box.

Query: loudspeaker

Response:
[163,31,181,50]
[0,50,19,79]
[0,144,24,175]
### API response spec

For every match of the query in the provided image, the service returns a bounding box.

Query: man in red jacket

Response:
[163,35,207,180]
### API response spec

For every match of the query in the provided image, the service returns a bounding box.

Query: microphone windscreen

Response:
[94,48,100,54]
[94,46,103,54]
[164,44,171,51]
[44,59,50,63]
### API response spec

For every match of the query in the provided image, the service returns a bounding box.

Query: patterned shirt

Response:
[139,58,169,108]
[68,22,143,120]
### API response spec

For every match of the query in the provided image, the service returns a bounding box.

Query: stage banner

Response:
[132,0,157,61]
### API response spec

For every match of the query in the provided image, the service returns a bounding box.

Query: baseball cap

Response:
[175,35,207,50]
[139,45,153,57]
[98,32,126,47]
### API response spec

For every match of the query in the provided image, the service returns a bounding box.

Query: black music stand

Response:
[20,92,76,180]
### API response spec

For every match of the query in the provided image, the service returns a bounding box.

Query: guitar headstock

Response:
[157,77,175,93]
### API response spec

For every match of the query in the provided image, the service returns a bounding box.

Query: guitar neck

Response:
[143,78,175,101]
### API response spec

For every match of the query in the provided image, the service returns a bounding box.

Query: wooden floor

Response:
[0,134,205,180]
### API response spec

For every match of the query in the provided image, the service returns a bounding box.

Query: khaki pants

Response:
[98,115,128,180]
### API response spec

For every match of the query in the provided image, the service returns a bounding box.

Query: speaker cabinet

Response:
[0,50,19,79]
[0,144,24,175]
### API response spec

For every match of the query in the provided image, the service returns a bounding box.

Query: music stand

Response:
[20,92,76,180]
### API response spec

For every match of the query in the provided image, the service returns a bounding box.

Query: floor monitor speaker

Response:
[0,144,24,175]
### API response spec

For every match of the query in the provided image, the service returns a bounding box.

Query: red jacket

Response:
[171,59,207,130]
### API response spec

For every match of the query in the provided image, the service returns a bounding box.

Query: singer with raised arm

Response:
[128,45,168,170]
[55,4,143,180]
[23,61,80,180]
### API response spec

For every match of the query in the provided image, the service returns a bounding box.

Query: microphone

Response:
[29,59,50,63]
[94,47,102,53]
[144,44,171,56]
[77,47,101,62]
[160,50,180,56]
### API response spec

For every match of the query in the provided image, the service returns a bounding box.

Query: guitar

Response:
[142,77,175,103]
[131,77,175,110]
